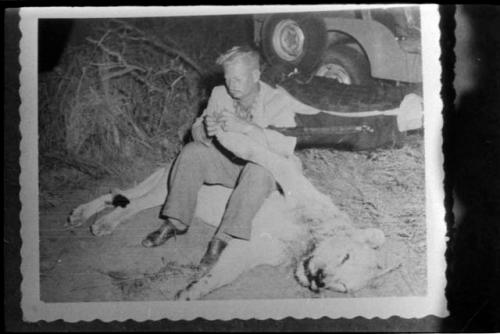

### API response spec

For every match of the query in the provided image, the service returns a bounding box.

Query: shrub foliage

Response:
[39,16,252,176]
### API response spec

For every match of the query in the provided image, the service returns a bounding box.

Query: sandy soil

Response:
[39,132,426,302]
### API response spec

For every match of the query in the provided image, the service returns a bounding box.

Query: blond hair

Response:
[216,45,260,70]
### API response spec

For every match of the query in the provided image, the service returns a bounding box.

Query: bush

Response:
[39,16,253,177]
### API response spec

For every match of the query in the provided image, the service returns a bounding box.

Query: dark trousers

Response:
[161,141,275,240]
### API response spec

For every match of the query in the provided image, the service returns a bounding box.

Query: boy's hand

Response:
[219,110,254,134]
[204,114,223,137]
[192,120,211,146]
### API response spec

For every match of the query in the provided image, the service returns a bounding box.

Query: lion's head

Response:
[295,228,386,293]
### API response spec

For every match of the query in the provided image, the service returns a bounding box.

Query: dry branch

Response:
[129,72,163,93]
[110,19,205,76]
[42,152,119,178]
[40,16,254,176]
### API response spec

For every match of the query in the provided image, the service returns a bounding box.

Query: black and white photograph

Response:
[18,4,446,321]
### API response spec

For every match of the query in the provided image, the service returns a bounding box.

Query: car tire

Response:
[315,45,373,86]
[261,14,327,75]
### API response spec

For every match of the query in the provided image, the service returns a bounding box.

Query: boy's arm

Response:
[217,109,296,157]
[191,116,211,146]
[244,124,297,157]
[191,87,223,146]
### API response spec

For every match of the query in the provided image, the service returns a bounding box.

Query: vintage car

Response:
[253,6,424,150]
[253,6,422,85]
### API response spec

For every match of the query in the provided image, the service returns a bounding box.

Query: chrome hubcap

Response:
[316,63,352,85]
[272,19,305,62]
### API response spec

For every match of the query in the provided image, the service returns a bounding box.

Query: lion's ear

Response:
[352,228,386,249]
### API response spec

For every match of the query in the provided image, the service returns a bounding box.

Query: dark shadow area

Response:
[200,71,225,101]
[38,19,74,72]
[180,71,225,145]
[442,5,500,332]
[4,7,23,333]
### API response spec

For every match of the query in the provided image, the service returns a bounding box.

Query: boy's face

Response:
[224,58,260,100]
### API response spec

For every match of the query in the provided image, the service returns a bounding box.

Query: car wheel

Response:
[315,45,373,85]
[261,14,327,75]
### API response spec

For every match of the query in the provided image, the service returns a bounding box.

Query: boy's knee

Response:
[241,163,275,187]
[179,142,210,162]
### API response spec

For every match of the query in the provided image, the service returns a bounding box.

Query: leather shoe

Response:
[141,222,187,248]
[198,238,228,272]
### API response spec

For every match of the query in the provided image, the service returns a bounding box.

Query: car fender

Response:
[322,17,422,83]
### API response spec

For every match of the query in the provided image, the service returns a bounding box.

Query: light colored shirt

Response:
[192,81,302,157]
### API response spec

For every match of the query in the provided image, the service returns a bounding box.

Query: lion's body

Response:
[68,132,389,299]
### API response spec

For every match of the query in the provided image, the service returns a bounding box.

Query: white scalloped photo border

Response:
[19,4,447,322]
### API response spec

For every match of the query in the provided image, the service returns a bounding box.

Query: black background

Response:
[4,4,500,332]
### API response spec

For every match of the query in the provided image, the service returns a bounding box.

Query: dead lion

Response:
[68,131,391,300]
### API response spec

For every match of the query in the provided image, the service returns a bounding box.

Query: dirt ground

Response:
[39,132,426,302]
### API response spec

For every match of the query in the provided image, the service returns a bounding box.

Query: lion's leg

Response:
[175,238,285,300]
[117,167,169,200]
[216,133,329,205]
[67,167,168,228]
[67,193,114,228]
[91,181,167,236]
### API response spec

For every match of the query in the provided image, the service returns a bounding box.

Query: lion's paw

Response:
[90,218,117,236]
[174,282,203,301]
[174,289,192,301]
[66,206,87,228]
